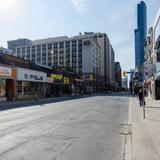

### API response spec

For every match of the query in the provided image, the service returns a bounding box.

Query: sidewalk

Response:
[129,97,160,160]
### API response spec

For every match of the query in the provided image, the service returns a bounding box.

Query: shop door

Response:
[6,79,16,100]
[155,81,160,100]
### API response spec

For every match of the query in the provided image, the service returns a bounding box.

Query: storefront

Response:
[16,67,47,99]
[46,77,53,97]
[81,73,94,93]
[0,66,16,101]
[50,74,71,96]
[152,7,160,99]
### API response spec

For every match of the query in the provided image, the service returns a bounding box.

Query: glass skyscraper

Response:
[135,1,147,67]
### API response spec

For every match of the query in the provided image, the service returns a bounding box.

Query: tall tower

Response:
[135,1,147,67]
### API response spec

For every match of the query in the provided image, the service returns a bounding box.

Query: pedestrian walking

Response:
[35,93,38,102]
[133,86,138,97]
[138,89,144,106]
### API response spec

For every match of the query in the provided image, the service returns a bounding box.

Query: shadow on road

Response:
[0,92,130,112]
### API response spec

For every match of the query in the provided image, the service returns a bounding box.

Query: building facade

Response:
[135,1,147,67]
[0,47,14,55]
[122,77,128,90]
[143,6,160,100]
[109,45,115,87]
[8,39,32,52]
[15,36,101,78]
[115,62,122,88]
[82,39,101,77]
[144,27,153,64]
[152,6,160,99]
[144,27,154,98]
[0,65,16,101]
[72,32,111,84]
[13,33,114,86]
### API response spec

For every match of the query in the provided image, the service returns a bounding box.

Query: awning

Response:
[74,78,84,82]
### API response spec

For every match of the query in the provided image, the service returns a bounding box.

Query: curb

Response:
[0,94,97,111]
[124,98,132,160]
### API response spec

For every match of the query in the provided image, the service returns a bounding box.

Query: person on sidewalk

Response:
[133,86,138,97]
[35,93,38,102]
[138,89,144,106]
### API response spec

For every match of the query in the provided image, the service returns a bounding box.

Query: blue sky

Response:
[0,0,160,71]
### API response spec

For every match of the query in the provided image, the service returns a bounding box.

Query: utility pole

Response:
[142,81,146,119]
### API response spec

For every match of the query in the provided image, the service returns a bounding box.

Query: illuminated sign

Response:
[51,74,63,81]
[0,66,12,77]
[16,68,47,82]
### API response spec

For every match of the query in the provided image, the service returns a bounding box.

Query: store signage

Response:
[0,66,12,77]
[47,77,53,84]
[82,73,94,81]
[64,77,69,84]
[51,74,63,81]
[16,68,47,82]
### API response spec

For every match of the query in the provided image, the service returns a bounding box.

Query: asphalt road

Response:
[0,93,129,160]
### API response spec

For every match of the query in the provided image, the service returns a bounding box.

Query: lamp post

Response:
[62,67,65,94]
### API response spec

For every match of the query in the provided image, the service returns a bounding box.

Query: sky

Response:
[0,0,160,71]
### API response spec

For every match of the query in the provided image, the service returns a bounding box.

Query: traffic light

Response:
[122,71,126,77]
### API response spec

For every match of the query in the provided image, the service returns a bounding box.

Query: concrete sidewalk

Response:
[129,97,160,160]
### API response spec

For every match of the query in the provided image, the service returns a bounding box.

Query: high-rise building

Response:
[135,1,147,67]
[109,45,115,86]
[12,32,113,85]
[10,32,115,85]
[74,32,110,84]
[14,35,102,79]
[115,62,122,88]
[7,39,32,52]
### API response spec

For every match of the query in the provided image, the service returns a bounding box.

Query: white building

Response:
[150,6,160,99]
[153,6,160,79]
[144,6,160,99]
[0,46,14,55]
[82,39,101,76]
[14,35,101,78]
[74,32,111,83]
[13,32,114,85]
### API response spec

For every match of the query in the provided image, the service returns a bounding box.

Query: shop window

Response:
[157,52,160,62]
[17,81,44,96]
[17,82,22,95]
